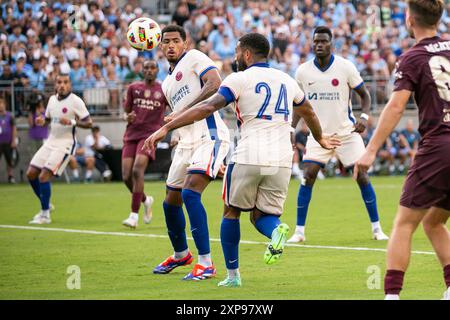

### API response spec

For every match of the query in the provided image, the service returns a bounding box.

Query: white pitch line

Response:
[0,224,435,255]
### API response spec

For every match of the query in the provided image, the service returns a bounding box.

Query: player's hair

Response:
[161,25,187,41]
[407,0,444,27]
[56,72,70,80]
[313,26,333,40]
[238,33,270,59]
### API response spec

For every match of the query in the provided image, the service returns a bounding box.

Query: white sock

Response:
[385,294,400,300]
[41,210,50,218]
[129,212,139,221]
[72,169,79,179]
[198,253,212,267]
[227,268,240,279]
[295,225,305,234]
[174,249,189,260]
[144,196,152,206]
[371,221,381,232]
[86,170,93,179]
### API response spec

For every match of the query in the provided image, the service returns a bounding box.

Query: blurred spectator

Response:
[84,125,113,181]
[27,91,47,152]
[27,58,46,91]
[400,119,420,162]
[125,59,143,82]
[0,97,17,183]
[0,0,447,118]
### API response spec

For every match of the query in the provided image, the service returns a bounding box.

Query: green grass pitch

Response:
[0,177,446,300]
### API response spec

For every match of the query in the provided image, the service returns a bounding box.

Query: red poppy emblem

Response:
[332,79,339,86]
[62,107,68,113]
[176,71,183,81]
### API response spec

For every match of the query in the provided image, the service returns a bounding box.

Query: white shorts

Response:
[166,140,230,190]
[222,163,291,215]
[303,133,365,168]
[30,144,73,177]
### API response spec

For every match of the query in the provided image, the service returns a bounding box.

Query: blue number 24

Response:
[255,82,289,121]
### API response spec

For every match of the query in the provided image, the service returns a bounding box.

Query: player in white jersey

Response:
[144,33,340,287]
[27,74,92,224]
[287,26,389,243]
[150,25,230,281]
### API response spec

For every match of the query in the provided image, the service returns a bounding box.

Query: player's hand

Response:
[352,118,368,134]
[353,150,376,180]
[35,115,45,126]
[317,134,341,150]
[142,127,169,152]
[217,164,226,178]
[164,111,179,124]
[125,111,136,124]
[59,117,72,126]
[11,140,17,148]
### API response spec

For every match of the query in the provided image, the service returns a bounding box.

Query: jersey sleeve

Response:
[124,85,133,112]
[45,97,52,119]
[191,50,218,81]
[292,80,306,107]
[347,61,364,89]
[393,53,419,92]
[74,95,90,120]
[217,72,245,104]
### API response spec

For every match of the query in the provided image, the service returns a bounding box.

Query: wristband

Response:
[360,113,369,121]
[71,119,77,126]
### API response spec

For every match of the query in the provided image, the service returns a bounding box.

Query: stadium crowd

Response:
[0,0,447,181]
[0,0,449,116]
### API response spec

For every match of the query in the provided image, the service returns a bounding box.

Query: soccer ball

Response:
[127,17,162,51]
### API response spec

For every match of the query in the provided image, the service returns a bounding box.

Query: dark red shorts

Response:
[400,139,450,211]
[122,138,155,161]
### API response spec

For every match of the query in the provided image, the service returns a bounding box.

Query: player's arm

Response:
[165,68,221,121]
[354,89,411,177]
[123,85,136,123]
[294,99,341,150]
[353,84,371,133]
[144,92,227,151]
[59,116,93,129]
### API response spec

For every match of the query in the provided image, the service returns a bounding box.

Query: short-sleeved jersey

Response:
[162,49,229,148]
[0,111,14,144]
[44,93,90,152]
[124,81,168,142]
[218,63,305,168]
[295,55,364,137]
[393,36,450,141]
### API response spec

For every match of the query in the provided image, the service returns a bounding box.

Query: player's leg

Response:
[27,145,48,223]
[384,205,426,300]
[355,170,389,240]
[153,148,191,274]
[252,166,291,264]
[121,141,151,227]
[422,206,450,299]
[131,154,153,224]
[340,133,389,240]
[181,173,213,265]
[181,140,230,280]
[288,161,323,243]
[218,204,242,287]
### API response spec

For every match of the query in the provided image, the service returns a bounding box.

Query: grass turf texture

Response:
[0,177,446,300]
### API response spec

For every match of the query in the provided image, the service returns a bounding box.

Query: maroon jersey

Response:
[123,81,168,142]
[394,36,450,142]
[395,36,450,210]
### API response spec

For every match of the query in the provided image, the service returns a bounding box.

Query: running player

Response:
[355,0,450,300]
[144,33,340,287]
[288,26,389,243]
[27,73,92,224]
[121,60,169,228]
[150,25,230,280]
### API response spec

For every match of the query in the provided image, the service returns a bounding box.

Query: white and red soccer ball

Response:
[127,17,162,51]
